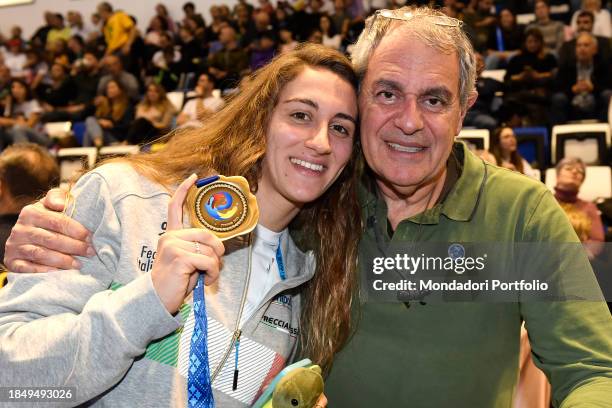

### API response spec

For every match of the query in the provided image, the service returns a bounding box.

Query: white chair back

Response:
[56,147,98,188]
[167,91,185,111]
[456,128,490,151]
[551,123,611,164]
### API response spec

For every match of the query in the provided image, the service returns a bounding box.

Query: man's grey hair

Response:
[351,6,477,109]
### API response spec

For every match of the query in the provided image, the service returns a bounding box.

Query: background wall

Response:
[0,0,238,38]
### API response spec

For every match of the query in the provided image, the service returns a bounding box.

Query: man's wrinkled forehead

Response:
[360,26,460,94]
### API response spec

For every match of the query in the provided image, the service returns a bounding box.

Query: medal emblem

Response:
[187,175,259,240]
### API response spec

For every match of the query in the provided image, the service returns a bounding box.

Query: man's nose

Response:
[305,124,332,154]
[393,98,424,135]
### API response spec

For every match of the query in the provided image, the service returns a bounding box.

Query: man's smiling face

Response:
[359,26,470,195]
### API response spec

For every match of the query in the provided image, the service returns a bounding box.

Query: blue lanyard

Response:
[188,274,215,408]
[188,175,218,408]
[276,237,286,280]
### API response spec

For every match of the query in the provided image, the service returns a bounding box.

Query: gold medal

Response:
[186,175,259,240]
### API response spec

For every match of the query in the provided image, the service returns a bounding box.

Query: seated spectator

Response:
[331,0,351,41]
[489,126,539,179]
[0,65,10,102]
[36,63,76,112]
[0,79,50,149]
[126,82,176,145]
[84,79,134,147]
[47,39,71,68]
[181,2,205,29]
[46,14,72,51]
[150,32,181,91]
[23,48,48,90]
[463,0,497,52]
[67,35,86,62]
[177,26,204,73]
[320,14,342,50]
[207,26,249,91]
[527,0,565,55]
[570,0,611,38]
[242,10,275,49]
[249,33,276,71]
[554,157,604,258]
[205,5,225,42]
[98,55,140,101]
[183,15,206,46]
[292,0,325,41]
[7,25,24,45]
[153,3,176,34]
[278,28,298,54]
[41,51,101,123]
[177,73,224,128]
[505,28,557,125]
[559,10,611,66]
[0,143,59,261]
[485,8,524,69]
[551,32,611,124]
[235,2,253,39]
[67,11,92,40]
[144,15,169,50]
[29,12,54,50]
[464,53,503,131]
[2,39,27,78]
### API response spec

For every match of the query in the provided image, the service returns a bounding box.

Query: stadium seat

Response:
[167,91,185,111]
[45,122,74,146]
[480,69,506,83]
[513,127,549,170]
[551,123,610,165]
[56,147,98,188]
[545,166,612,201]
[456,128,490,151]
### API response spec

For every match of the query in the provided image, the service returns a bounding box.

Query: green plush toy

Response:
[262,364,324,408]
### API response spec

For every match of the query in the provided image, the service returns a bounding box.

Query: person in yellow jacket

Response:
[97,2,137,56]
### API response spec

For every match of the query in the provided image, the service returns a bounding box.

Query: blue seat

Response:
[513,127,549,170]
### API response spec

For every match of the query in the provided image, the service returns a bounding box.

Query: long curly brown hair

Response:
[113,43,361,372]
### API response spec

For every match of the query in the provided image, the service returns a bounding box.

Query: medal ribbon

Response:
[188,175,220,408]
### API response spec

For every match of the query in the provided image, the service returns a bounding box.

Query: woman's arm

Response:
[0,171,180,404]
[0,171,223,404]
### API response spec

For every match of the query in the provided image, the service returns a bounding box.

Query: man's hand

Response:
[4,188,94,273]
[151,175,225,314]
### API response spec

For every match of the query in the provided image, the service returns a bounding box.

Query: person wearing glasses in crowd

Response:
[3,6,612,407]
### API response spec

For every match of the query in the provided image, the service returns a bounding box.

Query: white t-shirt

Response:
[241,225,287,325]
[3,51,27,77]
[4,99,42,119]
[179,95,225,128]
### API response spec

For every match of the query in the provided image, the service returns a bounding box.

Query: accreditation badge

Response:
[186,175,259,240]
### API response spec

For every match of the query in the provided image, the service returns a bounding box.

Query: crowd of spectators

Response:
[0,0,610,150]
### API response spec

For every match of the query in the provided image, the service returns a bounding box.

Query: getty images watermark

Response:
[363,242,609,303]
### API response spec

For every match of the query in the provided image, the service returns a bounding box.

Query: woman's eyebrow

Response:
[284,98,356,123]
[335,112,357,124]
[283,98,318,109]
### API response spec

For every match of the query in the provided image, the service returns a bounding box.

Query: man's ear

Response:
[457,90,479,135]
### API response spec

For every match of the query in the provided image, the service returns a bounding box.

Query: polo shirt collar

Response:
[358,142,487,225]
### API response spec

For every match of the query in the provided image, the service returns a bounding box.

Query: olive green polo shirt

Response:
[325,143,612,407]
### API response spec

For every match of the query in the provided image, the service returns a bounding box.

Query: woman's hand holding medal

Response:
[151,174,225,315]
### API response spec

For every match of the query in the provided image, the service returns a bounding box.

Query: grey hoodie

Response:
[0,163,316,407]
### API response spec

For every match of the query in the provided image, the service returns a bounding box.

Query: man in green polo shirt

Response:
[3,6,612,407]
[321,6,612,407]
